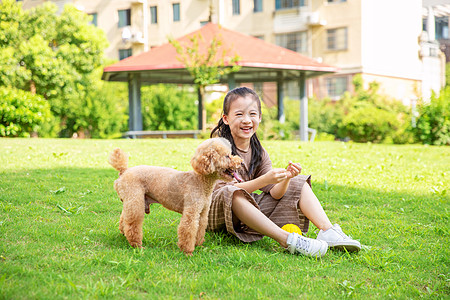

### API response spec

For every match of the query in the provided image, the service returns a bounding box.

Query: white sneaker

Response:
[317,224,361,252]
[286,232,328,258]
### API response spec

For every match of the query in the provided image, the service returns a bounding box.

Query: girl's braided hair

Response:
[210,87,263,178]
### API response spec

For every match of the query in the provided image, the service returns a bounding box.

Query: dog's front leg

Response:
[195,204,211,246]
[177,206,201,255]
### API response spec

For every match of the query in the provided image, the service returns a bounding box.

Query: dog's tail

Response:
[108,148,128,176]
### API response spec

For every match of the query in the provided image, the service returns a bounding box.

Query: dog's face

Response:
[191,138,243,181]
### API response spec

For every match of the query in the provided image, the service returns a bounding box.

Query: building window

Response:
[232,0,240,15]
[275,31,307,54]
[254,0,263,12]
[173,3,180,22]
[327,0,347,3]
[118,9,131,28]
[327,27,347,50]
[275,0,306,10]
[150,6,158,24]
[88,13,97,26]
[119,49,132,60]
[436,16,449,40]
[326,76,348,98]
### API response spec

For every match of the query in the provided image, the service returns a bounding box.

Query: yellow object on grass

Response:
[281,224,302,235]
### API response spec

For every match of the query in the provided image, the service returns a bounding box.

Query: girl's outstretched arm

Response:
[234,168,289,194]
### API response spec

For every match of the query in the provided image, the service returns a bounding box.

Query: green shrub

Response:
[141,84,197,130]
[309,75,413,143]
[340,104,400,143]
[308,96,344,136]
[0,87,52,137]
[414,87,450,145]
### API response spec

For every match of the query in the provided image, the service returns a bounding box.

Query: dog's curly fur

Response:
[109,138,243,255]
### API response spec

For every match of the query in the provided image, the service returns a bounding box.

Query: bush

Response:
[0,87,52,137]
[308,96,344,136]
[340,104,400,143]
[141,84,197,130]
[309,75,413,143]
[413,87,450,145]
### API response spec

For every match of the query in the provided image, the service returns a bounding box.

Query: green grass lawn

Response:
[0,138,449,299]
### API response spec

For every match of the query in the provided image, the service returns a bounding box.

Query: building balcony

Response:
[121,27,145,45]
[273,11,326,33]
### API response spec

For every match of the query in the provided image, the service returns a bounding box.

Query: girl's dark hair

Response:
[210,87,263,177]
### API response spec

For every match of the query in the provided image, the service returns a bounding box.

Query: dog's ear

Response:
[191,147,218,175]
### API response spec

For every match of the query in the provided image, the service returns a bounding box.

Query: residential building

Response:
[423,0,450,62]
[19,0,444,102]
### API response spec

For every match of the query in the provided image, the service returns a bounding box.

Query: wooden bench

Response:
[123,130,202,139]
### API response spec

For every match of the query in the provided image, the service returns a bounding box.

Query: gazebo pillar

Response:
[299,73,308,141]
[277,72,285,123]
[228,73,236,90]
[128,73,143,134]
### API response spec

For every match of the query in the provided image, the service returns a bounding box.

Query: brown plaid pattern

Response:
[207,175,312,243]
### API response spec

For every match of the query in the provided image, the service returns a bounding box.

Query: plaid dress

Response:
[206,147,311,243]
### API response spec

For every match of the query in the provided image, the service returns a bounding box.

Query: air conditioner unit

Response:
[131,31,145,44]
[306,12,326,26]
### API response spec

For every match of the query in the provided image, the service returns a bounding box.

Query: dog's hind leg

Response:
[177,206,201,255]
[120,188,146,248]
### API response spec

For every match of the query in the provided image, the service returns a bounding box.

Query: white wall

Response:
[361,0,423,81]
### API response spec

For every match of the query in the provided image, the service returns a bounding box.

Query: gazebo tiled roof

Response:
[102,23,337,83]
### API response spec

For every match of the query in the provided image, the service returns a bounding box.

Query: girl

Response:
[207,87,361,257]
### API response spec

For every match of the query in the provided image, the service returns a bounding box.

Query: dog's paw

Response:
[195,237,205,246]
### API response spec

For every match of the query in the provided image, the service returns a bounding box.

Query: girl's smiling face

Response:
[223,95,261,150]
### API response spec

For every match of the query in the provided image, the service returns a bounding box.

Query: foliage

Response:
[205,96,224,127]
[446,63,450,87]
[308,97,344,136]
[340,104,399,143]
[259,100,299,140]
[169,31,241,129]
[413,86,450,146]
[0,139,448,298]
[59,68,129,138]
[0,0,112,137]
[309,75,413,143]
[0,87,52,137]
[169,33,241,89]
[141,84,197,130]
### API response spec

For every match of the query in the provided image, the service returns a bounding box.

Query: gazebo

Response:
[102,23,337,140]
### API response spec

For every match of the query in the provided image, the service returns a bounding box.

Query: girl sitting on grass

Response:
[207,87,361,257]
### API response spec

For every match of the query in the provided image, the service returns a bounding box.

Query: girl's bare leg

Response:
[299,182,333,231]
[232,191,289,247]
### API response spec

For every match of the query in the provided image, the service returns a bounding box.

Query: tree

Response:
[0,0,112,137]
[169,30,241,130]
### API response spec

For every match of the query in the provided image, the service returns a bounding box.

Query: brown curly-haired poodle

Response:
[109,138,243,255]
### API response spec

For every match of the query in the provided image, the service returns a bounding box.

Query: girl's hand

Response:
[286,161,302,178]
[264,168,290,184]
